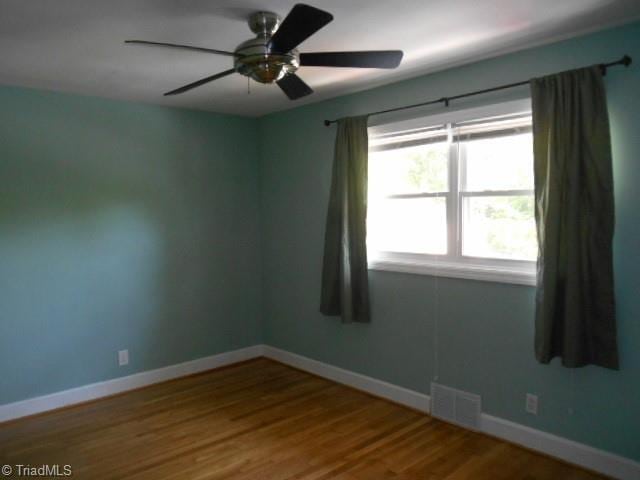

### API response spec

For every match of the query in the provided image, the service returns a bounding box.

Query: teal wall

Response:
[258,22,640,461]
[1,20,638,464]
[0,88,262,405]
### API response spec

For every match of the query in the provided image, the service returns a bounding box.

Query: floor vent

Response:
[430,382,481,430]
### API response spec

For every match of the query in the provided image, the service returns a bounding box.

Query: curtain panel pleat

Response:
[320,115,371,323]
[531,66,619,369]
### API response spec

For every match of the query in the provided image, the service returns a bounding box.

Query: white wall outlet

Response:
[118,349,129,366]
[526,393,538,415]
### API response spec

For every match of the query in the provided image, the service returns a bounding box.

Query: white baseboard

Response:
[481,414,640,480]
[263,346,431,413]
[0,344,264,423]
[263,345,640,480]
[2,343,638,479]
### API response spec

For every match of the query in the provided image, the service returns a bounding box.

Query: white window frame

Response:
[367,99,537,286]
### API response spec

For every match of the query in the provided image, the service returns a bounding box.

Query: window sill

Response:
[368,258,536,286]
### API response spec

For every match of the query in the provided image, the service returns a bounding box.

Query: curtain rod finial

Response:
[622,55,632,67]
[324,119,332,126]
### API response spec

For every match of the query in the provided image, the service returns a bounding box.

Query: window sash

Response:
[460,189,533,197]
[370,127,533,152]
[368,113,535,269]
[370,112,532,152]
[385,192,448,199]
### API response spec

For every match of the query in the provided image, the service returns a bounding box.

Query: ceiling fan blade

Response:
[164,69,236,96]
[268,4,333,54]
[125,40,239,57]
[277,74,314,100]
[300,51,404,69]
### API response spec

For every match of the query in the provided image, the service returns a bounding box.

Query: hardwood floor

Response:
[0,358,605,479]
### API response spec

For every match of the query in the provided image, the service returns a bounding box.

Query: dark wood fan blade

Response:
[268,4,333,54]
[276,74,314,100]
[164,69,236,96]
[300,51,403,69]
[125,40,239,57]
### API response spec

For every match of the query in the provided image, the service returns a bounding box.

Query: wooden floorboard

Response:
[0,358,606,479]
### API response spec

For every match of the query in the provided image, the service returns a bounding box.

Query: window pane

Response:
[368,143,448,196]
[367,197,447,254]
[462,195,537,261]
[462,133,533,191]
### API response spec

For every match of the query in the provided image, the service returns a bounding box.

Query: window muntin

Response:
[367,107,536,281]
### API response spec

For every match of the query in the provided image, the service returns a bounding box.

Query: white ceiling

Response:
[0,0,639,117]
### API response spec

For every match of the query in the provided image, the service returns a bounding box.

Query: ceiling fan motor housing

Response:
[234,11,299,84]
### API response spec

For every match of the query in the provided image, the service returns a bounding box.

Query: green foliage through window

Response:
[406,150,448,192]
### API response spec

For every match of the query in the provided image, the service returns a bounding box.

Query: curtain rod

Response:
[323,55,632,126]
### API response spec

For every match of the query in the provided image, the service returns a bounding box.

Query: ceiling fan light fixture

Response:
[234,12,299,84]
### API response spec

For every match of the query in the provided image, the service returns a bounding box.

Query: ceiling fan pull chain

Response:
[247,76,251,95]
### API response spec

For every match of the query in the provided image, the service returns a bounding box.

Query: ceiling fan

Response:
[125,3,403,100]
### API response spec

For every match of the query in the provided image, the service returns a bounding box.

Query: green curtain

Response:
[320,115,371,323]
[531,66,618,369]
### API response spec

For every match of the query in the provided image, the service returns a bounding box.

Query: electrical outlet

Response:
[526,393,538,415]
[118,349,129,366]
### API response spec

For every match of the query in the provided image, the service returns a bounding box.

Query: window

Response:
[367,100,537,285]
